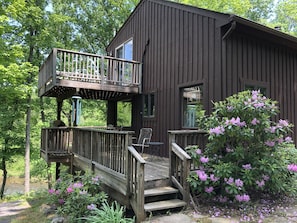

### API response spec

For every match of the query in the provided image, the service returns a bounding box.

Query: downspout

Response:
[222,21,237,40]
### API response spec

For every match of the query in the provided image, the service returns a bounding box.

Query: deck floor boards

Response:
[143,154,169,182]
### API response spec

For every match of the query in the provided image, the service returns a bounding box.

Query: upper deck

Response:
[38,48,142,100]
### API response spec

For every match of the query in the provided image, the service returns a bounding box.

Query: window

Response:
[115,39,133,84]
[143,94,155,118]
[116,39,133,60]
[182,85,204,128]
[245,85,267,95]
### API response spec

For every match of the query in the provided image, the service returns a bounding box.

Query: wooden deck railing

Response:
[40,127,72,154]
[40,127,145,222]
[38,48,142,96]
[168,130,208,204]
[127,146,146,221]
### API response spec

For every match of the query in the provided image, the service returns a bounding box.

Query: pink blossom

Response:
[58,199,65,204]
[196,170,208,181]
[256,180,265,187]
[87,204,97,210]
[205,186,214,193]
[66,187,74,193]
[265,140,275,147]
[196,148,202,155]
[262,174,270,181]
[209,126,225,136]
[251,118,260,125]
[285,136,293,143]
[225,177,234,185]
[55,189,60,195]
[200,156,209,163]
[254,102,265,108]
[226,146,234,153]
[287,164,297,172]
[277,138,284,143]
[278,119,289,127]
[242,164,252,170]
[218,196,228,203]
[48,189,55,194]
[210,174,219,182]
[235,194,250,202]
[225,117,246,127]
[235,179,243,188]
[73,182,83,188]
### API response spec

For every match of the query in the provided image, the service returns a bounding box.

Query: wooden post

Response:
[107,101,117,127]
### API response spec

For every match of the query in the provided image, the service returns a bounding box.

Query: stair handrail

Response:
[127,145,146,223]
[170,142,191,205]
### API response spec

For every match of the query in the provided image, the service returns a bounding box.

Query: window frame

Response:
[143,93,155,118]
[242,79,269,96]
[115,38,133,60]
[181,84,204,129]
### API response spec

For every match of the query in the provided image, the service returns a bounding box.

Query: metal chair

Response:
[132,128,152,154]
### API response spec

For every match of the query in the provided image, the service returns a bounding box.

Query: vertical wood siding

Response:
[108,0,221,156]
[223,31,297,143]
[108,0,297,156]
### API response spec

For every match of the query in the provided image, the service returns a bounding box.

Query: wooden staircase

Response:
[144,185,187,214]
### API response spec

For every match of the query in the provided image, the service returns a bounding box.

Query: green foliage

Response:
[47,171,107,222]
[187,90,297,203]
[82,201,134,223]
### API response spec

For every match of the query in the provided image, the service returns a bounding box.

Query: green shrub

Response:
[188,90,297,203]
[81,201,134,223]
[47,171,107,222]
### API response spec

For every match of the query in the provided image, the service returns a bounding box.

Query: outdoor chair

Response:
[132,128,152,154]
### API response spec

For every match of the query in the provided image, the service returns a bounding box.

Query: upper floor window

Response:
[143,94,155,118]
[182,85,204,128]
[116,39,133,60]
[245,85,267,96]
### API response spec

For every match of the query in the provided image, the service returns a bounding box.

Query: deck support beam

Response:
[107,101,117,127]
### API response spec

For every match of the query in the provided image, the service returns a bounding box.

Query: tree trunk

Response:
[25,95,31,194]
[1,155,7,199]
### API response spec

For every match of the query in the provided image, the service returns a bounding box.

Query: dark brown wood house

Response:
[106,0,297,157]
[38,0,297,221]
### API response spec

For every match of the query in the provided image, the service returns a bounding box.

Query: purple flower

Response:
[251,118,260,125]
[235,179,243,188]
[262,174,270,181]
[285,136,293,143]
[227,106,233,111]
[200,156,209,163]
[256,180,265,188]
[87,204,97,210]
[66,187,74,193]
[196,170,208,181]
[210,174,219,182]
[254,102,265,108]
[73,182,83,188]
[209,126,225,136]
[58,199,65,205]
[196,148,202,155]
[278,119,289,127]
[265,140,275,147]
[225,177,234,185]
[277,138,284,143]
[226,146,233,153]
[55,190,60,195]
[205,186,214,193]
[225,117,246,127]
[242,164,252,170]
[287,164,297,172]
[235,194,250,202]
[218,196,228,203]
[92,176,100,184]
[48,189,55,194]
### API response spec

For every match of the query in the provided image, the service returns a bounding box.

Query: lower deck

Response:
[40,127,207,222]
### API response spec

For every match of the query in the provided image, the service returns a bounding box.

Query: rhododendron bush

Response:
[187,90,297,203]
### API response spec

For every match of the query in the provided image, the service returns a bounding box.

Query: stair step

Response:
[144,186,178,197]
[144,199,186,212]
